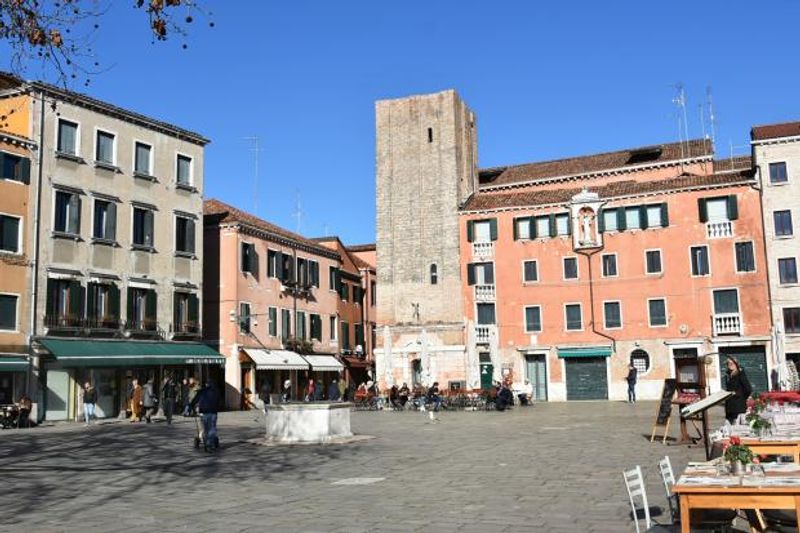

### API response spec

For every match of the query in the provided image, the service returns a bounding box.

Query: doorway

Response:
[479,352,493,390]
[525,354,547,401]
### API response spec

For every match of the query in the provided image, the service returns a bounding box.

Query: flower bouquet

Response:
[746,393,772,437]
[723,436,754,474]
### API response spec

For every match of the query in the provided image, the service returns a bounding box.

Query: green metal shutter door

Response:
[718,346,768,394]
[565,357,608,400]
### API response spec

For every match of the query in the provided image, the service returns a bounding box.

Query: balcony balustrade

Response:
[472,241,494,260]
[474,324,496,344]
[706,221,734,239]
[713,313,742,336]
[474,284,496,302]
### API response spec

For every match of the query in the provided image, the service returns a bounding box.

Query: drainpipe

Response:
[576,248,617,353]
[27,90,46,400]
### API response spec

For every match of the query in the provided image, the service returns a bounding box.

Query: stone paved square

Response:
[1,402,745,532]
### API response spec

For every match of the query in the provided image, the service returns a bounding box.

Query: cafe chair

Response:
[657,456,736,532]
[761,509,797,532]
[623,465,674,532]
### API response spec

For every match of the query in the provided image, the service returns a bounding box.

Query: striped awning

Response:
[557,347,613,358]
[243,349,309,370]
[38,339,225,367]
[303,355,344,372]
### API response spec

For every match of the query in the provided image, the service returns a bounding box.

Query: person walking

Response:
[282,378,291,403]
[259,380,271,412]
[181,378,191,416]
[82,382,97,426]
[191,380,221,452]
[328,379,340,401]
[187,377,200,416]
[724,357,753,424]
[338,377,346,401]
[305,378,315,402]
[142,378,158,423]
[314,379,324,401]
[130,379,143,422]
[427,382,442,412]
[161,375,177,425]
[626,363,638,404]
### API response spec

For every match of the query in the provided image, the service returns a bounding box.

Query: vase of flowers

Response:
[746,393,772,437]
[723,436,753,475]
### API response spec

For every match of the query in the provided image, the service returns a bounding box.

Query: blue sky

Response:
[3,1,799,244]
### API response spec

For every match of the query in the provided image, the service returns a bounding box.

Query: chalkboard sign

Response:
[656,379,677,425]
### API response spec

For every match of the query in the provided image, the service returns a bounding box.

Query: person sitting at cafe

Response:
[389,385,400,409]
[495,382,514,411]
[427,382,442,412]
[354,382,368,404]
[17,393,32,428]
[398,383,410,407]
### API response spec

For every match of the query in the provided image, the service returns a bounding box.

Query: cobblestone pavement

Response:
[1,401,749,532]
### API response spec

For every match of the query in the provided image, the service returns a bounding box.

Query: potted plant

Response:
[746,393,772,437]
[723,436,754,474]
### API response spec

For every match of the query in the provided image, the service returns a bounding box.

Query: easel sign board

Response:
[650,379,677,444]
[680,390,734,418]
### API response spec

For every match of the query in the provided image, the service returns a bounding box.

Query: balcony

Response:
[44,314,84,332]
[474,324,497,344]
[474,284,496,302]
[713,313,742,336]
[472,241,494,260]
[44,315,122,337]
[124,319,161,338]
[170,322,201,339]
[706,221,734,239]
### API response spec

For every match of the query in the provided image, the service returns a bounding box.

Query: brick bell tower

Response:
[374,89,478,388]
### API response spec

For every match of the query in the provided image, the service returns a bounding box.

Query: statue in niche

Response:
[579,206,596,246]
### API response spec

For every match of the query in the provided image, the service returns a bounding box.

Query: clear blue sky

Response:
[3,1,799,245]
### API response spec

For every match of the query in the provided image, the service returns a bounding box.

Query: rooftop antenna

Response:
[707,86,717,153]
[672,83,690,161]
[699,103,707,141]
[323,222,330,236]
[243,136,263,215]
[292,188,304,234]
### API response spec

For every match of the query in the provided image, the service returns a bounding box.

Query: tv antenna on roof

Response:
[243,136,263,215]
[672,83,690,161]
[706,86,717,152]
[292,188,304,234]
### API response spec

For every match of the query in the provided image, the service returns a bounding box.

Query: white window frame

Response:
[647,297,669,328]
[0,150,28,186]
[52,188,81,236]
[601,253,618,278]
[55,116,81,156]
[602,208,619,232]
[774,209,794,239]
[0,291,20,332]
[562,256,579,281]
[733,240,757,274]
[472,220,492,243]
[563,302,583,332]
[93,127,117,166]
[239,301,252,333]
[644,248,662,275]
[777,257,799,286]
[0,211,23,255]
[521,259,538,284]
[602,300,623,330]
[329,314,338,342]
[710,286,741,315]
[523,305,542,333]
[515,217,531,240]
[131,204,155,249]
[176,152,194,187]
[689,244,711,277]
[555,213,570,236]
[768,161,789,185]
[132,139,154,177]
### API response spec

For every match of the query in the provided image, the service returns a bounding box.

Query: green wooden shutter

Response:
[548,214,557,237]
[19,157,30,184]
[617,208,627,231]
[45,279,57,317]
[126,288,134,324]
[69,280,84,319]
[109,284,120,320]
[467,264,476,285]
[489,218,498,241]
[529,217,537,238]
[86,283,97,320]
[598,210,606,232]
[189,294,199,324]
[172,292,180,326]
[466,221,474,242]
[512,218,519,240]
[485,263,495,284]
[145,289,157,325]
[698,198,708,223]
[727,195,739,220]
[566,214,572,235]
[187,219,196,254]
[275,251,283,279]
[660,203,669,227]
[639,205,649,230]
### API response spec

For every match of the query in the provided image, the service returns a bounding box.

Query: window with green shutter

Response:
[0,152,30,183]
[268,307,277,336]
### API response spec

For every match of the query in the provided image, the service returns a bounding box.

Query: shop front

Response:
[304,354,344,399]
[36,338,225,421]
[242,348,309,403]
[341,355,372,392]
[0,355,29,404]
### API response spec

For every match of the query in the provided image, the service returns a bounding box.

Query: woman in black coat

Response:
[724,357,752,424]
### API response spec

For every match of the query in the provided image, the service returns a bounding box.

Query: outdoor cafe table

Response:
[673,463,800,533]
[715,436,800,464]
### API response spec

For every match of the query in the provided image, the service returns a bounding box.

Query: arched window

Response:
[630,349,650,374]
[430,264,438,285]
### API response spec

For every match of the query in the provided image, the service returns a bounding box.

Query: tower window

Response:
[427,127,433,143]
[430,264,438,285]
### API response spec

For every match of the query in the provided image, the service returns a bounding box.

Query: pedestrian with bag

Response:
[259,380,271,413]
[626,362,638,404]
[142,378,158,423]
[161,375,177,425]
[82,381,97,426]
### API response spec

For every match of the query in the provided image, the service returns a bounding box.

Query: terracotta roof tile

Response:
[203,199,335,256]
[751,121,800,141]
[714,156,752,172]
[478,139,712,188]
[462,171,753,212]
[347,243,376,252]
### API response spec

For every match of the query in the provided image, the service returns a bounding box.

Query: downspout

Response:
[27,90,46,400]
[576,248,617,353]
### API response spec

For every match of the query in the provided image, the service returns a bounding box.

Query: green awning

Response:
[557,347,613,359]
[0,356,29,372]
[38,339,225,367]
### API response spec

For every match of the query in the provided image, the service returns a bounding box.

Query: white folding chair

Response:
[657,456,677,522]
[623,465,651,533]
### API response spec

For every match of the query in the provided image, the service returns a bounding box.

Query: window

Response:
[712,289,740,314]
[329,315,337,341]
[239,302,251,333]
[0,214,21,253]
[46,279,75,323]
[310,313,322,341]
[267,250,277,278]
[523,260,538,282]
[514,217,531,240]
[430,264,438,285]
[476,303,496,325]
[602,209,618,232]
[427,127,433,143]
[341,321,350,350]
[469,219,496,243]
[175,215,196,254]
[95,130,115,165]
[355,323,365,350]
[535,216,550,238]
[779,258,798,284]
[625,206,642,230]
[127,287,156,331]
[92,200,116,242]
[268,307,277,336]
[706,198,729,222]
[604,301,621,329]
[648,298,667,327]
[329,266,338,291]
[630,349,650,374]
[524,306,542,332]
[134,142,152,176]
[172,291,198,333]
[54,190,81,235]
[57,119,78,155]
[132,206,155,248]
[0,152,30,183]
[735,242,755,273]
[296,311,306,339]
[308,260,320,287]
[296,257,308,286]
[690,245,710,276]
[601,254,617,277]
[770,162,788,184]
[563,257,578,279]
[0,294,18,331]
[339,281,349,301]
[784,308,800,334]
[774,210,793,237]
[241,242,257,275]
[467,262,494,285]
[555,214,570,236]
[699,196,738,223]
[281,309,291,339]
[176,155,192,186]
[565,304,582,330]
[645,250,662,274]
[371,281,376,306]
[646,205,663,228]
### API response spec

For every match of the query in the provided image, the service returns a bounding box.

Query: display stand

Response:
[650,378,677,444]
[679,390,734,460]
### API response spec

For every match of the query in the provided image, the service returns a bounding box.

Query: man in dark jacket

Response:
[327,379,340,401]
[626,363,638,404]
[191,381,220,451]
[161,375,177,425]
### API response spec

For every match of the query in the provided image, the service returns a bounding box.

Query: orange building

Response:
[460,142,771,401]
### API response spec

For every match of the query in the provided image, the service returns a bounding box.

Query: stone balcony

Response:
[706,220,734,239]
[474,324,497,344]
[474,284,496,302]
[713,313,742,336]
[472,241,494,260]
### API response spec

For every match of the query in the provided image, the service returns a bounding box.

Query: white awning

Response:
[243,349,309,370]
[302,355,344,372]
